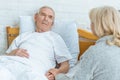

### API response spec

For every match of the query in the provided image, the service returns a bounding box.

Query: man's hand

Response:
[45,61,69,80]
[45,68,60,80]
[7,48,29,58]
[45,72,55,80]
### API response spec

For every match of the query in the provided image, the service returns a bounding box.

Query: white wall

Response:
[0,0,120,55]
[0,0,120,25]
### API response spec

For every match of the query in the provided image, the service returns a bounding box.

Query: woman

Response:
[56,6,120,80]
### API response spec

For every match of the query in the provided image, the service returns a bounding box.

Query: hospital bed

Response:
[5,26,98,80]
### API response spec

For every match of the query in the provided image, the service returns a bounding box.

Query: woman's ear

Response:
[34,13,38,22]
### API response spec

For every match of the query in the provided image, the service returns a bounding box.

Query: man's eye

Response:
[49,16,53,19]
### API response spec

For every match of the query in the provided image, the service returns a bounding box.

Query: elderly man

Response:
[0,6,72,80]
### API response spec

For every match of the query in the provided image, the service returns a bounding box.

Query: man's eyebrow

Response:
[39,12,44,14]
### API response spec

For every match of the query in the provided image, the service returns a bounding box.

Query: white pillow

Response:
[19,16,35,33]
[19,16,79,67]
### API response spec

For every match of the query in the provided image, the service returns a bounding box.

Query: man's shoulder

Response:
[49,31,61,37]
[49,31,64,42]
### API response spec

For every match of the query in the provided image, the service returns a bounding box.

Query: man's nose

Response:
[44,16,48,20]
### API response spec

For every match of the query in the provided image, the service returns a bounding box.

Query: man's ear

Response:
[52,21,54,26]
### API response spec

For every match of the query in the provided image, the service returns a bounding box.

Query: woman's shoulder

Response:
[81,37,120,62]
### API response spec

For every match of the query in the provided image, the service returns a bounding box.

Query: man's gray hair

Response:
[38,6,55,16]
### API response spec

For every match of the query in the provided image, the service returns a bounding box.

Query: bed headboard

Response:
[77,28,98,59]
[6,26,19,48]
[6,26,98,59]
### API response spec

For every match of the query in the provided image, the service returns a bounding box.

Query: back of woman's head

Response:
[89,6,120,46]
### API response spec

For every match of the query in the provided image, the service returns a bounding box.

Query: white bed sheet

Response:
[0,56,48,80]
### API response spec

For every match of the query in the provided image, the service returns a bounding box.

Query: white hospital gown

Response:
[0,31,72,80]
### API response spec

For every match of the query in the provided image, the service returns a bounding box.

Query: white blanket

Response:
[0,56,48,80]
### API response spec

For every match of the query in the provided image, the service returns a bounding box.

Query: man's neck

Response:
[36,29,43,33]
[35,29,50,33]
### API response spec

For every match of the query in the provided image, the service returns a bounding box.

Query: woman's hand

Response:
[45,68,60,80]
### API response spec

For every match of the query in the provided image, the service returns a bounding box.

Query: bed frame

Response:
[6,26,19,48]
[77,28,98,59]
[6,26,98,60]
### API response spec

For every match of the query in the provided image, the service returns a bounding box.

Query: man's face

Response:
[35,8,54,32]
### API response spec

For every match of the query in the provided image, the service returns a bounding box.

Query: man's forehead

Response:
[40,8,54,16]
